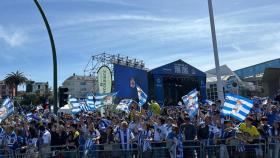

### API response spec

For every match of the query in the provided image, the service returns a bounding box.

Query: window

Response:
[80,88,87,91]
[80,82,86,85]
[38,85,41,89]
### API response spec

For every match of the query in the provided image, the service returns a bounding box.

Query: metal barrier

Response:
[182,140,202,158]
[0,149,14,158]
[140,142,168,158]
[268,137,280,158]
[0,138,277,158]
[139,141,202,158]
[14,145,77,158]
[79,143,138,158]
[200,138,267,158]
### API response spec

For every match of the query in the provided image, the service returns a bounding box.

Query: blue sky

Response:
[1,0,280,88]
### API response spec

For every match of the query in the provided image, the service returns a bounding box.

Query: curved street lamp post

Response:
[34,0,58,113]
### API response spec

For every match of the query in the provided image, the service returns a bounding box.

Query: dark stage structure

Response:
[149,60,206,106]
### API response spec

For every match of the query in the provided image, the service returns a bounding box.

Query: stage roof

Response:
[149,59,206,77]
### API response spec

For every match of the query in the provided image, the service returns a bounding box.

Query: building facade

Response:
[0,80,13,99]
[62,74,98,98]
[26,81,49,96]
[234,58,280,97]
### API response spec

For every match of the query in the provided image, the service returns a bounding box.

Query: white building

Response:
[206,65,242,101]
[206,65,258,101]
[62,74,98,98]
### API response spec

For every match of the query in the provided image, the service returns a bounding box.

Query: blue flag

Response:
[116,99,133,113]
[222,93,253,121]
[136,86,147,106]
[0,98,14,123]
[25,113,34,122]
[182,89,199,118]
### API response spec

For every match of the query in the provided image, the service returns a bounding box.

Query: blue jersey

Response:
[6,131,17,150]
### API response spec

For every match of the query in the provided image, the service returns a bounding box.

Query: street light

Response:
[207,0,224,103]
[34,0,58,113]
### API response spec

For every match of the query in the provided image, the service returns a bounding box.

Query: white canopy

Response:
[58,104,72,114]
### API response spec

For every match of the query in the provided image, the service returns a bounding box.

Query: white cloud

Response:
[0,26,28,47]
[54,14,178,29]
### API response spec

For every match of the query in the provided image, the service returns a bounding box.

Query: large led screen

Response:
[114,64,148,99]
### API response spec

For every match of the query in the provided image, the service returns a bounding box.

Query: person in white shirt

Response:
[128,114,142,139]
[165,117,174,136]
[39,125,51,158]
[153,117,167,143]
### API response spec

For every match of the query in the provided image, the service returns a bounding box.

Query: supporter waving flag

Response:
[25,113,34,122]
[136,86,147,106]
[182,89,199,118]
[222,93,253,121]
[116,99,134,113]
[86,92,117,109]
[0,98,14,123]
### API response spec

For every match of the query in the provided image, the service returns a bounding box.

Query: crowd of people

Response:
[0,97,280,158]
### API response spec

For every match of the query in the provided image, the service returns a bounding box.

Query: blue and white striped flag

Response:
[86,94,96,109]
[136,86,147,106]
[116,99,133,113]
[0,98,14,123]
[182,89,199,118]
[80,102,95,112]
[68,97,82,114]
[86,92,117,109]
[69,97,80,108]
[25,113,34,122]
[222,93,253,121]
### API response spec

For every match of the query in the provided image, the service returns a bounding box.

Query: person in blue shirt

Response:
[266,105,279,126]
[5,126,18,156]
[219,120,236,158]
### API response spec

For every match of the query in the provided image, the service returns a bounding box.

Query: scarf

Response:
[120,129,131,149]
[84,130,97,150]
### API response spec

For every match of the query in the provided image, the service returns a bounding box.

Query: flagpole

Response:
[207,0,224,103]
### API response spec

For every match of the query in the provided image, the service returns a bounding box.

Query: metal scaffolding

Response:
[83,53,146,77]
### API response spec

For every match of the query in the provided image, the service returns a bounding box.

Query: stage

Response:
[149,60,206,106]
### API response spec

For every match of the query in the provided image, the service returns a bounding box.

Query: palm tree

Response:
[4,71,27,97]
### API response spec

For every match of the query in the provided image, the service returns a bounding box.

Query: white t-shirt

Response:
[153,124,166,142]
[42,130,51,145]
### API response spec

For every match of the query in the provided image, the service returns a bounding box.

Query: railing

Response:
[0,137,279,158]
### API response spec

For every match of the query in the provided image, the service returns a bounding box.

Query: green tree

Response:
[4,71,27,97]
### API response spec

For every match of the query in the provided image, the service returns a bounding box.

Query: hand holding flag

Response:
[182,89,199,118]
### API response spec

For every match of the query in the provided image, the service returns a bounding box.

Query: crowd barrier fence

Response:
[0,137,277,158]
